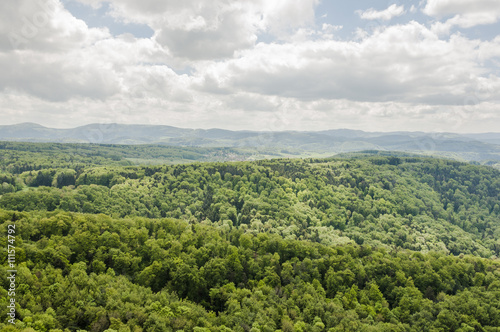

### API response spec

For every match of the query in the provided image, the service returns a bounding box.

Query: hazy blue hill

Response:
[464,133,500,145]
[366,134,500,152]
[1,123,500,163]
[195,128,258,140]
[318,128,381,138]
[71,123,194,144]
[0,122,67,140]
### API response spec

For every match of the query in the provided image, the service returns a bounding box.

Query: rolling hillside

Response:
[1,123,500,164]
[1,144,500,331]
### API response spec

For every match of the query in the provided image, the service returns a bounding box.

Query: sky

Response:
[1,0,500,133]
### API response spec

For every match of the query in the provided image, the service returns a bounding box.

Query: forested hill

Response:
[1,143,500,331]
[1,210,500,331]
[1,123,500,164]
[1,152,499,257]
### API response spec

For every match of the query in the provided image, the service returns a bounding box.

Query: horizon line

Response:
[2,122,499,136]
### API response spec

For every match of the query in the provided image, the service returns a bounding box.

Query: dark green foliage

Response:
[0,141,254,176]
[2,155,499,257]
[1,142,500,331]
[0,172,22,195]
[1,210,500,331]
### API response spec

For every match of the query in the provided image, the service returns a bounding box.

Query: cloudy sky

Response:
[1,0,500,133]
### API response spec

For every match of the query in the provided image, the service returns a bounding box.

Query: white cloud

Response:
[2,91,499,133]
[424,0,500,32]
[154,11,257,60]
[195,22,497,107]
[0,0,109,52]
[0,0,499,133]
[0,49,121,101]
[322,23,343,33]
[357,4,405,21]
[0,0,123,101]
[477,35,500,60]
[69,0,319,60]
[0,0,177,101]
[423,0,500,17]
[260,0,319,37]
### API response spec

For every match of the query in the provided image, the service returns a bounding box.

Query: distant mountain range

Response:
[1,123,500,163]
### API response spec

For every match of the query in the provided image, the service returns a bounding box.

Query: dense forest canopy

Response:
[0,141,260,172]
[0,141,499,331]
